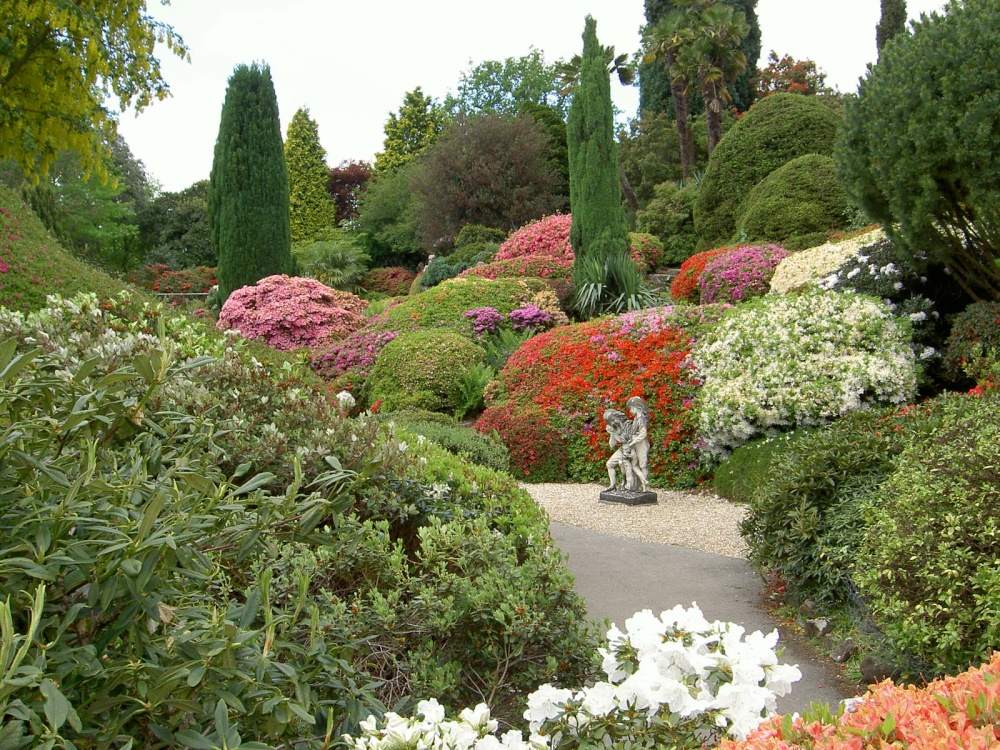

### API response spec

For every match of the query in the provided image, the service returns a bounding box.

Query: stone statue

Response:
[600,396,656,505]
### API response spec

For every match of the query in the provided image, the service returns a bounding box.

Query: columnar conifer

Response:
[208,62,291,303]
[285,107,338,244]
[876,0,908,57]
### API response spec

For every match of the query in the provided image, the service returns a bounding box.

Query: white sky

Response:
[117,0,946,193]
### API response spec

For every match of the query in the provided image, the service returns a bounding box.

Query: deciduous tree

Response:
[755,51,832,97]
[373,87,447,174]
[445,48,568,117]
[327,160,372,225]
[208,63,291,303]
[0,0,187,180]
[284,107,338,244]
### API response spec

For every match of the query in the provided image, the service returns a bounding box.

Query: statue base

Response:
[599,488,658,506]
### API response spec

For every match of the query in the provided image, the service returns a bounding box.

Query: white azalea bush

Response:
[345,604,801,750]
[693,289,917,456]
[768,227,885,294]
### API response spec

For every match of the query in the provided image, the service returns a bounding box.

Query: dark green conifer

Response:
[208,62,292,303]
[876,0,907,57]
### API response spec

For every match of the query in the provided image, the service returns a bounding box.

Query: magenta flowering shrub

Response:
[310,328,400,383]
[508,304,554,332]
[463,307,505,336]
[698,244,789,304]
[218,275,368,351]
[495,214,574,261]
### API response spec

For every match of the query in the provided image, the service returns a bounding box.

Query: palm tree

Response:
[675,0,749,152]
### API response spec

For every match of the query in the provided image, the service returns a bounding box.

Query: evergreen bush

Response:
[635,180,700,265]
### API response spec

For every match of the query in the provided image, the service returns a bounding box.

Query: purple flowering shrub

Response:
[310,328,400,384]
[218,274,368,351]
[508,304,554,332]
[698,244,789,304]
[463,307,506,336]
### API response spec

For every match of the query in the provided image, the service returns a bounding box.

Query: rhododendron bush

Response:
[218,274,367,351]
[693,290,917,456]
[477,305,729,485]
[362,266,417,297]
[722,652,1000,750]
[699,244,789,304]
[495,214,573,261]
[670,246,737,303]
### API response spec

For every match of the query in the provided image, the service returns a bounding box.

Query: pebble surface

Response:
[521,482,749,559]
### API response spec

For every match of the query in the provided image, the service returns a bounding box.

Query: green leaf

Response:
[40,679,70,731]
[187,664,207,688]
[173,729,218,750]
[133,353,156,381]
[232,473,277,496]
[0,347,38,383]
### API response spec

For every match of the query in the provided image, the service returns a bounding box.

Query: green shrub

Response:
[855,391,1000,674]
[942,301,1000,382]
[635,180,700,265]
[448,241,498,265]
[454,224,507,248]
[740,408,909,610]
[369,329,485,414]
[383,412,511,473]
[713,431,812,504]
[420,255,472,288]
[736,154,850,250]
[694,93,841,248]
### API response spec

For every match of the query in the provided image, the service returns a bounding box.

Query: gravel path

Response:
[521,482,749,559]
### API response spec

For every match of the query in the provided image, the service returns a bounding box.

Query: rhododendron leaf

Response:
[232,472,278,496]
[175,356,216,372]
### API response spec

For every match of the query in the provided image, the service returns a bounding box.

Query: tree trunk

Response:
[619,165,640,214]
[702,75,724,154]
[667,52,696,179]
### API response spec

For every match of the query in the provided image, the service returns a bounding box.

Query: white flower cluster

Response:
[694,290,917,455]
[769,227,885,294]
[345,699,546,750]
[345,606,800,750]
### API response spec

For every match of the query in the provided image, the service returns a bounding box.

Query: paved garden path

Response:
[523,483,861,717]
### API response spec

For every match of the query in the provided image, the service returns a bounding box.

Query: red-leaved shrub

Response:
[629,232,665,274]
[723,651,1000,750]
[474,402,569,482]
[218,275,367,351]
[670,246,737,303]
[362,266,417,297]
[127,264,217,295]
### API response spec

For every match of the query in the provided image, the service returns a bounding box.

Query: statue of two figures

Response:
[601,396,657,505]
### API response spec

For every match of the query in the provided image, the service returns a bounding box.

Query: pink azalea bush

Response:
[629,232,665,273]
[494,214,574,261]
[310,329,400,384]
[218,274,367,351]
[699,244,790,304]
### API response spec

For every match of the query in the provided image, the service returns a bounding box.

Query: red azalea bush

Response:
[942,301,1000,381]
[629,232,665,274]
[126,264,217,294]
[698,244,789,304]
[474,402,569,482]
[218,274,367,351]
[670,246,737,303]
[477,305,728,486]
[362,266,417,297]
[722,652,1000,750]
[494,214,573,261]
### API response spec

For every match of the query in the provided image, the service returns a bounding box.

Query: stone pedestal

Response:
[599,488,658,506]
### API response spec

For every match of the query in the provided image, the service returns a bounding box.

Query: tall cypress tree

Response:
[208,62,291,303]
[876,0,907,58]
[568,15,628,260]
[285,107,338,244]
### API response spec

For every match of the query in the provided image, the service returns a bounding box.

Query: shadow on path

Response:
[549,521,860,717]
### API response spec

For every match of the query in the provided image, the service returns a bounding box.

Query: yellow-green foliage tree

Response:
[373,87,446,174]
[0,0,187,181]
[284,107,338,244]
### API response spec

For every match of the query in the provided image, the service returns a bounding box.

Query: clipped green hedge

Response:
[694,93,841,248]
[736,153,850,250]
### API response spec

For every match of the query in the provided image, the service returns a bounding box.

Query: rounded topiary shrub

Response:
[495,214,573,261]
[855,391,1000,674]
[694,93,842,248]
[217,274,367,351]
[368,329,485,414]
[693,289,918,456]
[698,243,789,304]
[736,154,851,250]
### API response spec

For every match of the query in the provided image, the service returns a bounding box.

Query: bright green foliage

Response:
[373,87,447,175]
[292,228,370,293]
[285,107,338,244]
[836,0,1000,300]
[736,153,850,250]
[0,186,144,312]
[856,392,1000,674]
[355,160,423,269]
[380,411,510,472]
[208,63,292,303]
[0,0,187,181]
[368,329,484,413]
[137,180,214,269]
[876,0,908,57]
[712,431,807,504]
[617,111,710,206]
[445,48,568,117]
[635,180,700,264]
[694,92,840,248]
[740,409,908,610]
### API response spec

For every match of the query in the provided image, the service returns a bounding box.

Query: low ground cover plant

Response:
[693,289,918,456]
[217,273,368,350]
